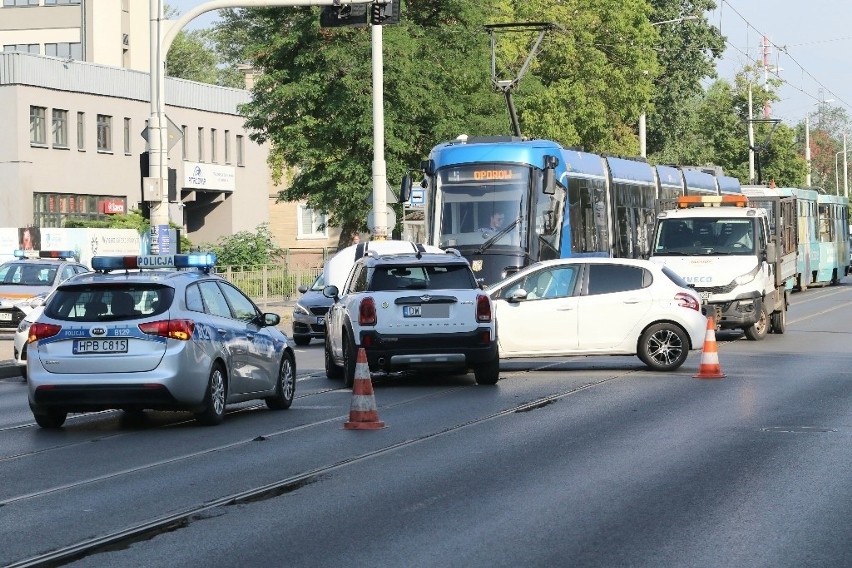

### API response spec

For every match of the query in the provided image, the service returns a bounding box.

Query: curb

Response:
[0,362,22,380]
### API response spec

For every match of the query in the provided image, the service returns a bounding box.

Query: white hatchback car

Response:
[487,257,707,371]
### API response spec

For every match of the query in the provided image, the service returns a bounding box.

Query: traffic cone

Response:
[693,317,726,379]
[344,348,386,430]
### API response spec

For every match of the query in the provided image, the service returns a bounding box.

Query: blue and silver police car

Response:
[26,253,296,428]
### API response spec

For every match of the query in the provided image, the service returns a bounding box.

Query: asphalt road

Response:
[1,281,850,567]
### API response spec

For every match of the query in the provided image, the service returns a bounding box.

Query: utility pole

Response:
[748,84,755,183]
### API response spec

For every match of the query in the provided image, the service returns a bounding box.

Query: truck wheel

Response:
[744,308,769,341]
[637,323,689,372]
[770,308,786,334]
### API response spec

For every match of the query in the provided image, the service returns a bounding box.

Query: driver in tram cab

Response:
[480,211,506,233]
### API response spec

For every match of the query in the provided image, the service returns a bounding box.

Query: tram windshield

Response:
[434,164,529,249]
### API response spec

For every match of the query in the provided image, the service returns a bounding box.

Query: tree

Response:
[212,1,507,248]
[202,223,284,266]
[644,0,726,159]
[164,4,244,88]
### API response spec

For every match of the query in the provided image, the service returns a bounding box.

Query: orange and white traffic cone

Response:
[694,317,726,379]
[344,348,386,430]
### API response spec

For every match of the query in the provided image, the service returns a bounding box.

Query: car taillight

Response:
[28,322,61,343]
[359,297,377,326]
[476,294,492,322]
[675,292,700,312]
[138,319,195,341]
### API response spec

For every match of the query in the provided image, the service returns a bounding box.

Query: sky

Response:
[169,0,851,128]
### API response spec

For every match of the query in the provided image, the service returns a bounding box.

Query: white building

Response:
[0,0,341,255]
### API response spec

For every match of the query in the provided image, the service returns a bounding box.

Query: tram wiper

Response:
[474,216,521,255]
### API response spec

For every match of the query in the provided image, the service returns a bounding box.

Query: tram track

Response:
[5,367,635,568]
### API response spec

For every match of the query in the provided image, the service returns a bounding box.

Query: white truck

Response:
[649,195,797,340]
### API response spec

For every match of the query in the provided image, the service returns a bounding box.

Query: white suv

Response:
[323,247,499,386]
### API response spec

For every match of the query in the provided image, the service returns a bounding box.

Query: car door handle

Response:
[217,328,227,335]
[623,299,641,304]
[556,306,574,311]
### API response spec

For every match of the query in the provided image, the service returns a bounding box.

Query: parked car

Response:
[292,274,332,346]
[13,303,47,380]
[0,250,90,330]
[26,253,296,428]
[487,257,706,371]
[323,245,499,387]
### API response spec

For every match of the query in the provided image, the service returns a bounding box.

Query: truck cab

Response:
[649,195,796,340]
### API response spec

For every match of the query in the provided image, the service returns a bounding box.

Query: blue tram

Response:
[402,136,741,285]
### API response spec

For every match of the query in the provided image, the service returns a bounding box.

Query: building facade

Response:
[0,0,342,253]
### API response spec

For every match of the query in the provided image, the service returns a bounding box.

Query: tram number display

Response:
[442,165,526,184]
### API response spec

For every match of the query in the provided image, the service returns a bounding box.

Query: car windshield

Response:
[309,275,325,291]
[45,284,174,322]
[0,263,57,286]
[369,264,475,291]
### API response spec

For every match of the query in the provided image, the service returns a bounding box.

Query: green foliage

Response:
[202,223,284,267]
[164,4,245,88]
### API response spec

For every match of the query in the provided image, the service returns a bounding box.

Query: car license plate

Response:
[699,291,711,300]
[316,316,325,325]
[0,313,11,321]
[403,305,422,317]
[73,338,129,354]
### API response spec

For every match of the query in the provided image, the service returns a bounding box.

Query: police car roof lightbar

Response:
[91,253,217,273]
[13,249,77,260]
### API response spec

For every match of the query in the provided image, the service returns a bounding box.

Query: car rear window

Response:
[45,285,174,322]
[368,264,476,291]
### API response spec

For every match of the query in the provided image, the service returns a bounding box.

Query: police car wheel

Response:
[195,364,226,426]
[30,404,67,429]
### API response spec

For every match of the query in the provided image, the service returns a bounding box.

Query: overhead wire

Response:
[715,0,852,117]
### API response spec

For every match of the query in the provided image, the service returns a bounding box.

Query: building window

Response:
[33,192,123,229]
[76,111,85,150]
[43,0,82,5]
[297,204,328,239]
[3,44,39,54]
[181,125,188,160]
[4,0,39,6]
[97,114,112,152]
[52,108,68,147]
[45,42,83,60]
[123,117,131,154]
[224,130,231,164]
[210,128,217,163]
[236,135,245,166]
[30,106,46,145]
[197,127,204,162]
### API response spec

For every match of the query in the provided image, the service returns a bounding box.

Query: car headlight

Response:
[293,303,310,316]
[734,265,761,285]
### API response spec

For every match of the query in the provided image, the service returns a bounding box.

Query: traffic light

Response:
[369,1,400,25]
[320,4,368,28]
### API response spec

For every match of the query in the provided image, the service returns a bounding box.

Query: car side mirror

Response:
[508,288,528,303]
[323,285,339,300]
[400,174,412,203]
[262,313,280,327]
[297,284,309,294]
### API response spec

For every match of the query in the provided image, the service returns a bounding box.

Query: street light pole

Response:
[147,0,373,232]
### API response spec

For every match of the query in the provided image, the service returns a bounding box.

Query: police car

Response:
[323,246,499,387]
[26,253,296,428]
[0,250,90,330]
